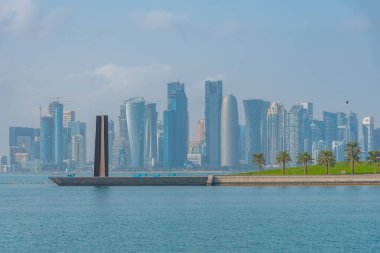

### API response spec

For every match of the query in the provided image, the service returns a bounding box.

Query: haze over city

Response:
[1,0,380,158]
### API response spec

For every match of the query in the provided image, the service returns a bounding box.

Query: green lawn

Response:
[238,162,380,176]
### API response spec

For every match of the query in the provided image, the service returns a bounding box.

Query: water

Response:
[1,175,380,252]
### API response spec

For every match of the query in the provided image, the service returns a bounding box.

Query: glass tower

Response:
[205,80,223,168]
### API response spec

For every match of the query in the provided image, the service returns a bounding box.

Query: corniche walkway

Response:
[49,174,380,186]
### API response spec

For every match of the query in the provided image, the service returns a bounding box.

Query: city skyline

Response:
[1,1,380,156]
[5,81,380,171]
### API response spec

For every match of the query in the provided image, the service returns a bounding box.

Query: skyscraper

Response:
[267,102,286,165]
[9,127,36,169]
[243,99,270,163]
[68,121,86,166]
[288,105,304,162]
[125,97,145,168]
[144,103,158,168]
[196,119,205,143]
[374,128,380,151]
[63,110,75,128]
[72,135,85,169]
[205,80,223,167]
[108,120,115,167]
[221,95,239,167]
[164,82,188,168]
[362,116,374,157]
[49,101,64,169]
[346,112,359,143]
[112,103,130,170]
[323,111,337,150]
[311,120,325,144]
[300,102,313,153]
[40,117,54,165]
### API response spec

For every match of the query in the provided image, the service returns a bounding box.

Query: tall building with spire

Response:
[49,101,64,169]
[164,82,188,168]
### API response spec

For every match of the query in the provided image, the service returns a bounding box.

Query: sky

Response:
[0,0,380,157]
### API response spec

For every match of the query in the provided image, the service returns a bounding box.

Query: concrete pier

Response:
[49,174,380,186]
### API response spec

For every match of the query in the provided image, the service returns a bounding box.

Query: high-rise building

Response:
[125,97,145,168]
[156,121,164,165]
[312,140,328,164]
[311,120,325,144]
[267,102,287,166]
[40,117,54,165]
[144,103,158,168]
[362,116,375,157]
[63,110,75,128]
[49,101,64,169]
[323,111,337,150]
[9,127,36,169]
[108,120,115,166]
[72,135,86,169]
[374,128,380,151]
[164,82,188,169]
[346,112,359,143]
[205,80,223,167]
[288,105,304,162]
[239,125,246,163]
[221,95,239,168]
[300,102,313,153]
[112,104,130,170]
[196,119,206,143]
[243,99,270,164]
[332,140,345,162]
[68,121,86,165]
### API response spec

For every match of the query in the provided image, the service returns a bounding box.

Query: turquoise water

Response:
[1,175,380,252]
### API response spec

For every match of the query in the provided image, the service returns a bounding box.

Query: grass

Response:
[237,162,380,176]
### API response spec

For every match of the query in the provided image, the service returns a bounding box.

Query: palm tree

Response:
[252,153,266,176]
[297,152,313,175]
[345,141,361,174]
[317,150,336,175]
[366,150,380,174]
[276,151,291,175]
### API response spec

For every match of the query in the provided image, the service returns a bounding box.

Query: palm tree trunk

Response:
[374,163,376,174]
[326,163,329,175]
[282,161,285,175]
[304,163,307,175]
[351,159,355,174]
[258,165,261,176]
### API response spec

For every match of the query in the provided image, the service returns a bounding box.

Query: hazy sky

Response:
[1,0,380,156]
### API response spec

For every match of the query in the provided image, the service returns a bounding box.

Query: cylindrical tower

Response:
[221,95,239,167]
[125,97,145,168]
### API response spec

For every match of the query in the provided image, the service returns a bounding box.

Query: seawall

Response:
[50,174,380,186]
[213,175,380,186]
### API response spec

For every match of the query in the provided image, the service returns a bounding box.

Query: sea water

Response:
[1,174,380,252]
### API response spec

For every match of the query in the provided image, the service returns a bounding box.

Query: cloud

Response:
[0,0,35,32]
[92,63,173,91]
[129,10,187,31]
[0,0,66,35]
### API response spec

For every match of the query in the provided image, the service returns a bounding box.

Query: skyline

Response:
[1,0,380,155]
